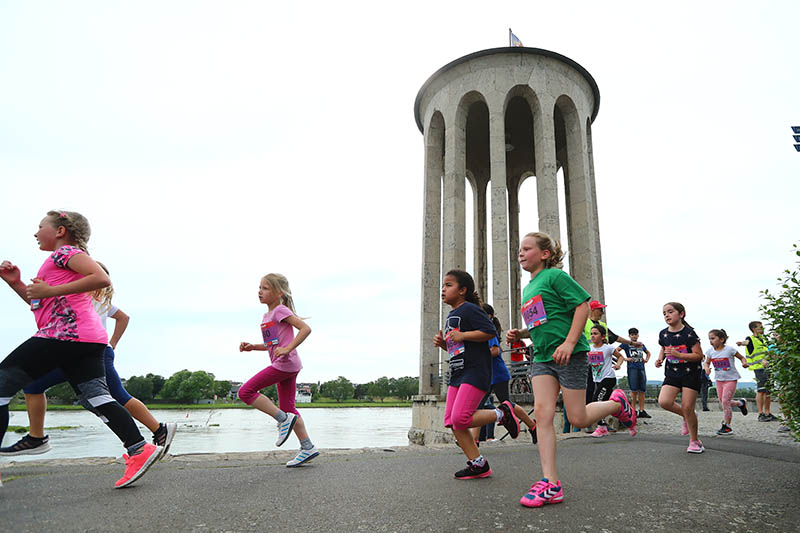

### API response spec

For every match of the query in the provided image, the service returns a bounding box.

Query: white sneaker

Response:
[275,412,297,447]
[286,446,319,467]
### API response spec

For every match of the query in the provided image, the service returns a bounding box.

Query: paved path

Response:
[2,421,799,532]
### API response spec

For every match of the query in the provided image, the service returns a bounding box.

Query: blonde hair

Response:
[47,210,92,253]
[262,273,297,314]
[524,231,564,269]
[91,261,114,313]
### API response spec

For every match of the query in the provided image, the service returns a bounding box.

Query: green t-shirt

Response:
[521,268,591,363]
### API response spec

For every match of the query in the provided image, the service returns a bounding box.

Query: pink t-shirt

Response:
[260,304,302,373]
[32,246,108,345]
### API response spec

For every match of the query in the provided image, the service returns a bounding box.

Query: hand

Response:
[110,340,118,350]
[26,278,53,300]
[551,340,576,365]
[0,261,21,284]
[239,342,254,352]
[433,331,446,349]
[446,329,465,343]
[274,346,290,358]
[613,364,621,371]
[742,362,749,368]
[506,328,521,344]
[736,341,745,347]
[655,358,663,368]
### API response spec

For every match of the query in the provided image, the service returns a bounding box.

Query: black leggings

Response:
[592,377,616,426]
[0,337,144,452]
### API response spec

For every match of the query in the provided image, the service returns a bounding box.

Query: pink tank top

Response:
[32,246,108,344]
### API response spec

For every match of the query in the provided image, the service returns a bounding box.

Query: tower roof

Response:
[414,47,601,133]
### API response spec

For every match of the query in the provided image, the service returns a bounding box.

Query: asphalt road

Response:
[3,432,799,532]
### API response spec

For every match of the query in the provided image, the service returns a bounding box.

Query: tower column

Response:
[488,104,510,331]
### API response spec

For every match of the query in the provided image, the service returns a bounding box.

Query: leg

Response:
[681,388,700,440]
[658,385,682,415]
[764,392,771,416]
[24,393,47,438]
[449,383,494,460]
[717,381,735,425]
[103,346,160,434]
[531,375,560,481]
[238,366,289,418]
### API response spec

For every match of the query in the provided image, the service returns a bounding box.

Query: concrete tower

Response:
[410,47,604,445]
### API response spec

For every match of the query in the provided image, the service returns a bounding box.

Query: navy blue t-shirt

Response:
[444,302,497,390]
[620,343,648,369]
[658,326,702,378]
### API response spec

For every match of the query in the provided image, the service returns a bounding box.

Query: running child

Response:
[588,325,624,438]
[654,302,705,453]
[433,270,520,479]
[238,273,318,467]
[618,328,651,418]
[0,262,177,458]
[506,232,636,508]
[471,303,537,444]
[0,210,161,488]
[704,329,749,435]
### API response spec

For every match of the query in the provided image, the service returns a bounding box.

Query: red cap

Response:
[589,300,606,310]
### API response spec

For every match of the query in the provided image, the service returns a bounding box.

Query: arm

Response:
[239,342,268,352]
[733,349,749,368]
[643,348,651,364]
[108,308,129,349]
[612,346,623,370]
[273,314,312,358]
[655,346,665,368]
[447,330,495,343]
[506,327,531,343]
[433,330,447,350]
[687,341,704,363]
[26,254,110,300]
[552,301,590,365]
[0,261,29,303]
[490,345,501,358]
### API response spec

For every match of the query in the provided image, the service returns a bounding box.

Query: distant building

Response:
[296,383,313,403]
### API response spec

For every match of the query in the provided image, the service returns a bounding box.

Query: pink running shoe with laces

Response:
[520,478,564,508]
[591,425,609,437]
[687,439,705,454]
[115,443,162,488]
[609,389,637,436]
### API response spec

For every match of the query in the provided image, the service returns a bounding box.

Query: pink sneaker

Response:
[610,389,637,435]
[115,443,162,488]
[681,418,689,436]
[520,479,564,508]
[591,425,609,437]
[687,439,705,454]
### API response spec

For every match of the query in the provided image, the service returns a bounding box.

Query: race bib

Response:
[588,351,605,365]
[666,344,688,364]
[261,320,280,346]
[445,328,465,358]
[711,358,730,370]
[521,294,548,330]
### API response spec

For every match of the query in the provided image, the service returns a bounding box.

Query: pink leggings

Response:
[444,383,487,431]
[716,380,739,423]
[238,366,299,416]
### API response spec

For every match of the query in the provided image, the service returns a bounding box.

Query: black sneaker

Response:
[638,410,652,419]
[529,421,538,445]
[716,423,733,435]
[0,434,51,456]
[758,413,768,422]
[152,422,177,459]
[765,414,779,422]
[499,401,520,439]
[454,460,492,479]
[737,399,748,416]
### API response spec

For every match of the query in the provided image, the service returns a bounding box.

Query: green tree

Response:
[368,377,391,402]
[760,243,800,439]
[259,384,278,402]
[146,373,166,397]
[126,375,154,402]
[214,380,232,400]
[160,370,215,403]
[353,383,369,400]
[617,376,629,390]
[47,382,77,403]
[321,376,354,402]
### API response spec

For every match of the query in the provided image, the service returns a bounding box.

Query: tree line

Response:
[40,370,419,404]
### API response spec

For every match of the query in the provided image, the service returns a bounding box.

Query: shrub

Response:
[760,243,800,440]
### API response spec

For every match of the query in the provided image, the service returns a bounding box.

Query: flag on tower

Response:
[509,28,523,47]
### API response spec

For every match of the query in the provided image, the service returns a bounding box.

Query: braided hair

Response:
[47,210,91,253]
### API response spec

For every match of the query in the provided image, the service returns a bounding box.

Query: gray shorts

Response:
[530,351,588,390]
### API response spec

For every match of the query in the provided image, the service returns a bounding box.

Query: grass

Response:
[8,425,78,433]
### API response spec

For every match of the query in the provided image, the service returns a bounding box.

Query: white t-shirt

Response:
[588,343,617,382]
[705,345,741,381]
[93,300,119,331]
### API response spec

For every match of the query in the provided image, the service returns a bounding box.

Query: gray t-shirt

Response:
[705,345,741,381]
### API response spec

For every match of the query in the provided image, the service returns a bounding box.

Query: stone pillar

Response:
[508,183,521,330]
[473,178,488,302]
[418,116,443,395]
[488,104,510,330]
[534,99,561,239]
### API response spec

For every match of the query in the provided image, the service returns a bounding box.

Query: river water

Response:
[2,407,412,461]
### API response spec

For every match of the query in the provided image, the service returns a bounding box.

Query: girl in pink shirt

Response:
[0,210,161,488]
[238,273,318,467]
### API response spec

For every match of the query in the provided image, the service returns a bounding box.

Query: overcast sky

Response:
[1,2,797,386]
